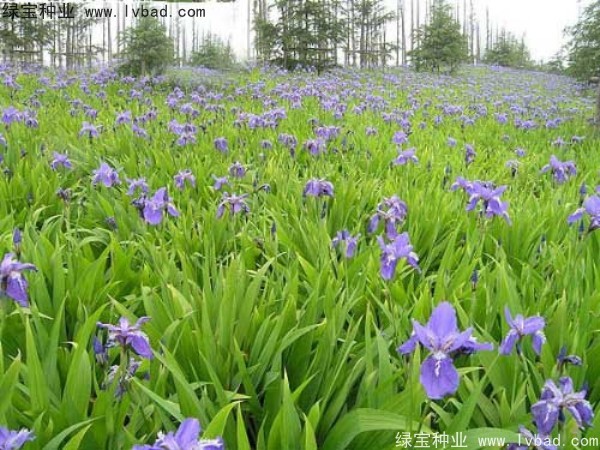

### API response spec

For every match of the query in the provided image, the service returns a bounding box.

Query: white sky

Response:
[473,0,590,61]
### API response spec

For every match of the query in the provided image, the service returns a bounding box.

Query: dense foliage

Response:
[118,18,174,76]
[0,64,599,449]
[189,33,237,71]
[483,32,532,69]
[409,0,468,72]
[566,0,600,81]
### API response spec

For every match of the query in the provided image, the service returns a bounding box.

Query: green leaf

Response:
[322,409,429,450]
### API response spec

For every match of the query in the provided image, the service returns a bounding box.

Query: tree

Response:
[483,31,531,68]
[118,17,173,76]
[254,0,345,72]
[565,0,600,81]
[565,0,600,128]
[539,52,566,75]
[0,4,53,64]
[409,0,467,73]
[189,32,236,70]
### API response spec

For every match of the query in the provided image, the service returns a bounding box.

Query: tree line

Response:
[1,0,598,79]
[252,0,535,72]
[0,0,536,72]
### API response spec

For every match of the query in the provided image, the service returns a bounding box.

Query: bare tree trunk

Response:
[65,20,71,69]
[117,3,121,53]
[38,15,44,64]
[88,31,93,68]
[395,0,400,66]
[469,0,474,63]
[485,7,490,52]
[351,0,356,66]
[176,15,181,67]
[179,25,184,64]
[410,0,414,53]
[107,2,112,62]
[54,18,59,67]
[247,0,251,60]
[401,0,406,65]
[476,22,480,63]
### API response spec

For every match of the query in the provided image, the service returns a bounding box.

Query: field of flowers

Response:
[0,63,599,450]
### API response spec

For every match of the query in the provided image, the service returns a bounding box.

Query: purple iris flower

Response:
[0,253,37,307]
[179,103,195,116]
[115,110,132,126]
[174,170,196,190]
[168,120,184,135]
[2,106,22,126]
[229,162,246,178]
[315,125,340,141]
[105,357,143,399]
[0,427,35,450]
[84,108,98,120]
[97,316,153,359]
[127,178,149,196]
[3,75,20,90]
[531,377,593,435]
[450,177,473,192]
[303,179,334,198]
[132,418,224,450]
[176,132,196,146]
[23,111,38,129]
[377,232,420,279]
[465,144,476,166]
[92,162,120,187]
[392,131,409,145]
[541,156,576,184]
[466,183,510,222]
[214,137,228,153]
[217,192,250,218]
[93,336,109,365]
[568,196,600,232]
[278,133,298,154]
[393,148,418,166]
[12,228,21,246]
[397,302,492,399]
[141,188,180,225]
[365,127,378,136]
[304,138,326,156]
[447,137,457,147]
[506,426,557,450]
[557,346,582,370]
[56,187,71,202]
[79,122,100,139]
[332,230,359,258]
[132,124,149,139]
[368,196,408,238]
[211,175,230,191]
[515,148,526,157]
[499,307,546,355]
[453,179,511,223]
[50,152,72,170]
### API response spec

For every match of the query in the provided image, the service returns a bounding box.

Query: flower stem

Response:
[419,399,432,433]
